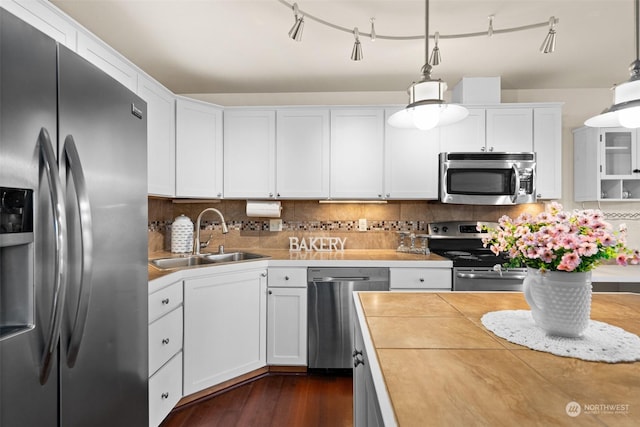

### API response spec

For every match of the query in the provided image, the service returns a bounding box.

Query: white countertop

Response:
[591,264,640,283]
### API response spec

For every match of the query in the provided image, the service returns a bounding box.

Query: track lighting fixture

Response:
[429,32,441,66]
[488,15,494,37]
[288,2,304,41]
[585,0,640,128]
[351,27,363,61]
[539,16,556,53]
[387,0,468,130]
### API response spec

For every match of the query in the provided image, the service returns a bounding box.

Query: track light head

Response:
[288,3,304,41]
[540,17,557,53]
[351,27,363,61]
[429,32,441,66]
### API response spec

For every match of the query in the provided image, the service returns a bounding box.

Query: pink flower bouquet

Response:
[480,202,639,272]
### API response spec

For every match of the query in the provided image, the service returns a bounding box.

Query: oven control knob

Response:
[442,226,449,233]
[431,226,439,233]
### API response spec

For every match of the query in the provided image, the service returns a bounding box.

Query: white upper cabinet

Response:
[384,109,440,199]
[276,109,330,199]
[138,74,176,197]
[175,97,223,198]
[330,109,385,199]
[2,0,77,50]
[485,107,533,152]
[224,109,276,199]
[533,106,562,199]
[439,108,486,152]
[76,31,138,92]
[574,126,640,201]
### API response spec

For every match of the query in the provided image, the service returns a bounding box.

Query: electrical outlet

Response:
[269,219,283,232]
[358,218,367,232]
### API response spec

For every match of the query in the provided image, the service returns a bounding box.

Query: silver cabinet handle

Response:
[419,278,425,283]
[353,357,365,368]
[162,338,170,345]
[261,272,267,277]
[161,393,169,399]
[38,128,68,385]
[63,136,94,368]
[352,349,363,357]
[284,276,289,280]
[268,290,273,295]
[161,298,170,305]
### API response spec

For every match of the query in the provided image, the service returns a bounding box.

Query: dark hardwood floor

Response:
[160,373,353,427]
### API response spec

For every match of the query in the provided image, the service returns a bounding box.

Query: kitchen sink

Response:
[149,252,267,270]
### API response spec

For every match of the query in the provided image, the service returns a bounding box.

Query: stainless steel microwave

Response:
[439,152,536,205]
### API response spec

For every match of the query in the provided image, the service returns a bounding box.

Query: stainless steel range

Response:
[428,221,527,291]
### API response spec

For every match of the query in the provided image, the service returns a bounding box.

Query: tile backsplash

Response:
[148,197,544,254]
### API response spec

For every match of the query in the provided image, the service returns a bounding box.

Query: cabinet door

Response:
[384,109,439,199]
[330,109,385,199]
[486,108,533,152]
[533,107,562,199]
[224,110,276,198]
[439,108,486,152]
[600,128,637,178]
[276,109,330,198]
[175,98,223,198]
[267,287,307,365]
[138,74,176,197]
[183,268,267,395]
[2,0,77,50]
[76,32,138,92]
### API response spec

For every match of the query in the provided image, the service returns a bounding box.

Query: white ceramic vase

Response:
[523,267,593,337]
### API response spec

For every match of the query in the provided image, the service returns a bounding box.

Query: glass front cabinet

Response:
[574,127,640,201]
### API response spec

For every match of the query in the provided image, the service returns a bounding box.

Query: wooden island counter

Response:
[353,292,640,427]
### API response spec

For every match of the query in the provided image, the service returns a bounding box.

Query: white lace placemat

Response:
[481,310,640,363]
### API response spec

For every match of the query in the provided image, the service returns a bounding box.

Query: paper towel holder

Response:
[246,200,282,218]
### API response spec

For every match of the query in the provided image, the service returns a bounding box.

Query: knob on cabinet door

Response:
[161,298,170,305]
[161,392,169,399]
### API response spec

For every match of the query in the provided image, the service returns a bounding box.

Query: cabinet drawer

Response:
[149,306,183,376]
[390,268,451,290]
[149,351,182,427]
[149,281,182,322]
[268,267,307,287]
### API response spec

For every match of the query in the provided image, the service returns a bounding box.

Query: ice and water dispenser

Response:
[0,187,34,340]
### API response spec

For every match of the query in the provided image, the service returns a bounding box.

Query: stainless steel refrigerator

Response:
[0,8,148,427]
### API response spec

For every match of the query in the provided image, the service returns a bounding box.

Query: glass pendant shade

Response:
[585,78,640,128]
[388,80,468,129]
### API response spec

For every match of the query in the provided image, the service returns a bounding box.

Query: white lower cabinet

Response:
[267,267,307,366]
[353,307,383,427]
[149,352,182,427]
[183,267,267,395]
[148,280,183,427]
[389,267,452,291]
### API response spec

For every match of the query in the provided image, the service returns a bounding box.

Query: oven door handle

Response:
[456,272,527,280]
[511,164,520,203]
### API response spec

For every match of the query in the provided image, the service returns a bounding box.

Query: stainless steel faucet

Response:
[193,208,228,255]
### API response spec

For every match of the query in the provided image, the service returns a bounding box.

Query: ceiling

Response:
[50,0,636,96]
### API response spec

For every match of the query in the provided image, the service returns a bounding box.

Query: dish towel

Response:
[481,310,640,363]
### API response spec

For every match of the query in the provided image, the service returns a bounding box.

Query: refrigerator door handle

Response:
[38,128,68,385]
[63,136,94,368]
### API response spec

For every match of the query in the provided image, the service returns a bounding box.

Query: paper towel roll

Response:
[246,200,282,218]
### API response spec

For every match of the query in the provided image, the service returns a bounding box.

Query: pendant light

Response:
[387,0,468,130]
[585,0,640,128]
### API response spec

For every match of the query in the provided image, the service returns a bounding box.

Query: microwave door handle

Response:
[63,136,94,368]
[511,165,520,203]
[38,128,68,385]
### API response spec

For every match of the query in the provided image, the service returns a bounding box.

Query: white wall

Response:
[185,88,640,250]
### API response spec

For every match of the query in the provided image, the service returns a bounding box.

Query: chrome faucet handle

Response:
[199,233,214,250]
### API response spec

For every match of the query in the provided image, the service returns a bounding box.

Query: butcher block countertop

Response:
[354,292,640,426]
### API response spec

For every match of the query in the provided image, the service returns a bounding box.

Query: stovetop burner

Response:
[445,250,471,257]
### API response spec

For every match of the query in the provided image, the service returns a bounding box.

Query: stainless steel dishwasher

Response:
[307,267,389,371]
